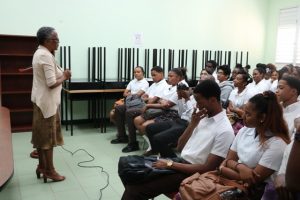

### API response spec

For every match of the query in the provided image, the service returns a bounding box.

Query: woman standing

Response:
[31,27,71,182]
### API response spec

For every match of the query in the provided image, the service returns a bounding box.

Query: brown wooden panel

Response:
[1,75,33,92]
[0,56,33,73]
[1,93,32,109]
[0,35,37,55]
[10,111,33,127]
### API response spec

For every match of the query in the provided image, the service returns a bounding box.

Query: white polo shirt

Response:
[177,96,196,122]
[146,79,169,98]
[247,79,271,96]
[126,78,149,94]
[278,142,293,175]
[270,80,278,93]
[283,101,300,137]
[181,110,234,164]
[231,127,287,181]
[228,87,255,109]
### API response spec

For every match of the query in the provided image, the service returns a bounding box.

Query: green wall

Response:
[1,0,269,78]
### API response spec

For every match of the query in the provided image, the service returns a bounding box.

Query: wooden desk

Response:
[63,88,124,135]
[0,107,14,191]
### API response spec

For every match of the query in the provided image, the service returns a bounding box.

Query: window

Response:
[275,7,300,66]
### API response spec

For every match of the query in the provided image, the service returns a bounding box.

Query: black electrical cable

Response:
[61,146,110,200]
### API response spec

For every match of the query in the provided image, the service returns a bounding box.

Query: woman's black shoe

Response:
[122,143,140,153]
[111,137,128,144]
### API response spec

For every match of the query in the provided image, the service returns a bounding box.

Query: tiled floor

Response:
[0,124,169,200]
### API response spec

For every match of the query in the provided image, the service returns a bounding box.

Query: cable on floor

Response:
[61,145,109,200]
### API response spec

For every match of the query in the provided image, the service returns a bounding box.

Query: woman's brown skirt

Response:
[31,103,64,149]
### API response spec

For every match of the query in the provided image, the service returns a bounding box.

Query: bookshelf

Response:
[0,35,37,132]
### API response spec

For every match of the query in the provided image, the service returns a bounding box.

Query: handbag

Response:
[125,95,145,109]
[118,155,176,185]
[143,108,164,120]
[179,171,247,200]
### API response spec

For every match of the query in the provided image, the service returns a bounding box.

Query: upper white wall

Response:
[0,0,268,78]
[264,0,300,66]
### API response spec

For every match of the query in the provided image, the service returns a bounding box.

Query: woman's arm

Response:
[220,150,274,185]
[123,89,130,97]
[49,69,71,89]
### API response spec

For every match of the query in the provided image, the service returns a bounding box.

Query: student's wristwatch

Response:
[295,132,300,141]
[167,160,173,168]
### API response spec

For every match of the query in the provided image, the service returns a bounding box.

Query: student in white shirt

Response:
[111,66,149,143]
[123,66,149,97]
[118,66,169,153]
[145,83,196,158]
[273,76,300,198]
[121,80,234,200]
[215,91,290,199]
[227,71,254,134]
[247,66,271,95]
[133,68,184,135]
[270,70,279,93]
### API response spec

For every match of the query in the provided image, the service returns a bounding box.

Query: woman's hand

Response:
[63,69,71,80]
[237,164,258,185]
[152,159,168,169]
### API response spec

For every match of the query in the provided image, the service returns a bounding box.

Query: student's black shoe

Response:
[111,137,128,144]
[122,143,140,153]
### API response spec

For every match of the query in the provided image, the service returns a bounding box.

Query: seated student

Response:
[111,66,149,144]
[145,83,196,158]
[271,77,300,199]
[270,69,279,93]
[121,80,235,200]
[276,76,300,137]
[227,70,254,134]
[178,67,189,86]
[292,65,300,79]
[193,91,289,200]
[134,68,184,135]
[247,65,271,95]
[111,67,169,153]
[217,64,234,108]
[109,66,149,124]
[286,118,300,198]
[205,60,219,82]
[229,63,244,81]
[197,69,215,85]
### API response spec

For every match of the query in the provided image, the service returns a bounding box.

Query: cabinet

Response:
[0,35,37,132]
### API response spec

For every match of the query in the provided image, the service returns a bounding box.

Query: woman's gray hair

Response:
[36,26,55,45]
